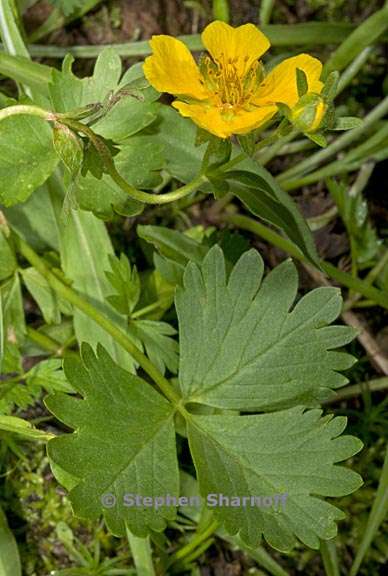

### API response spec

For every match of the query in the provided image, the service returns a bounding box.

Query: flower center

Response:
[200,54,262,110]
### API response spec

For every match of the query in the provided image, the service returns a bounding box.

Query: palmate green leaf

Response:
[45,342,363,551]
[0,115,58,206]
[176,245,356,410]
[128,320,179,376]
[105,253,140,315]
[25,359,73,394]
[45,344,179,537]
[188,407,363,551]
[49,50,122,113]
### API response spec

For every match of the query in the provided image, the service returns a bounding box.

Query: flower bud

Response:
[290,94,327,134]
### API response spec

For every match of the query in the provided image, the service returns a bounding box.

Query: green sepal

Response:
[201,136,232,173]
[307,132,328,147]
[330,116,363,131]
[52,123,84,179]
[296,68,309,98]
[207,175,231,199]
[237,132,257,157]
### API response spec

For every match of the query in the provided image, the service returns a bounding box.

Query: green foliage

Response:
[0,274,25,373]
[46,344,179,537]
[105,254,140,316]
[0,115,58,206]
[143,106,320,266]
[327,178,380,266]
[44,246,362,552]
[0,505,21,576]
[128,320,179,375]
[2,6,386,570]
[0,231,17,281]
[48,0,85,17]
[188,407,362,550]
[176,246,356,410]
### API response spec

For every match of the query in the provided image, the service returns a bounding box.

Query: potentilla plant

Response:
[3,14,381,570]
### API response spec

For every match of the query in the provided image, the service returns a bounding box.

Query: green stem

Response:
[344,250,388,310]
[350,444,388,576]
[172,519,219,563]
[323,377,388,404]
[224,213,388,310]
[131,299,168,320]
[336,46,374,95]
[26,326,78,358]
[258,129,299,166]
[12,23,362,60]
[62,118,208,205]
[281,159,359,191]
[16,236,186,415]
[0,104,55,122]
[260,0,276,25]
[320,539,340,576]
[307,205,338,232]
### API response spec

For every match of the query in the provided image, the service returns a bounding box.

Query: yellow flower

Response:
[143,21,323,139]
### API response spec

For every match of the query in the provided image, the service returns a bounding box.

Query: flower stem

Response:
[61,117,209,205]
[0,104,55,122]
[16,235,187,415]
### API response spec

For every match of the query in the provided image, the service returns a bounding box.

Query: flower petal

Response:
[143,35,208,99]
[254,54,323,108]
[201,21,270,76]
[172,101,277,139]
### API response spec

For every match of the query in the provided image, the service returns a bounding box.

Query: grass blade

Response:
[0,0,29,58]
[260,0,276,25]
[321,539,340,576]
[15,22,361,60]
[212,0,229,22]
[0,52,52,93]
[350,445,388,576]
[0,504,22,576]
[29,0,104,43]
[324,4,388,75]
